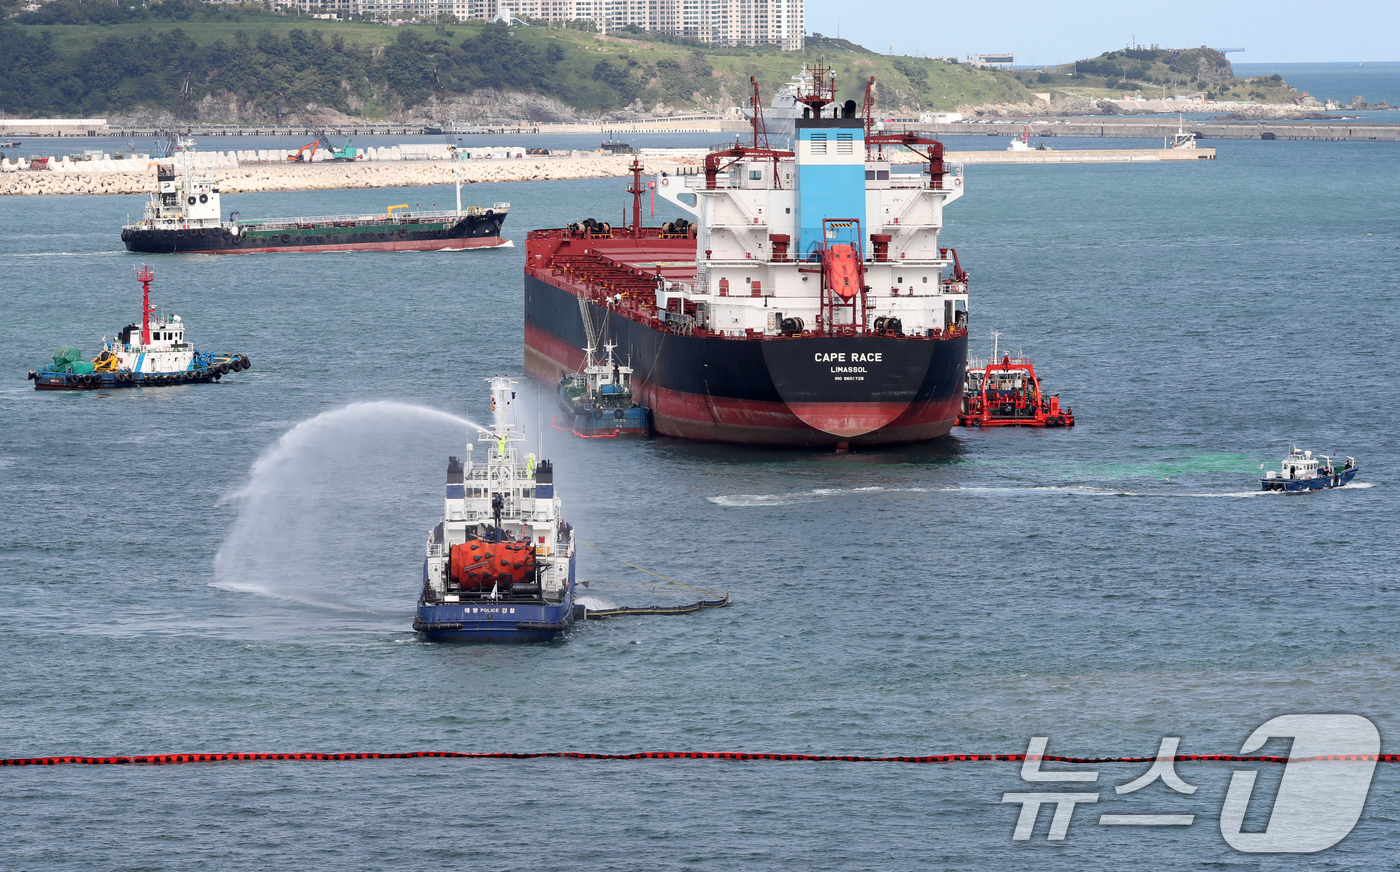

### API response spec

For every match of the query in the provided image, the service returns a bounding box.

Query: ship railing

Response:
[684,172,952,192]
[240,209,481,229]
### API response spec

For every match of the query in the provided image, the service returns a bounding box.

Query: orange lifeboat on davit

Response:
[823,244,862,300]
[449,541,536,590]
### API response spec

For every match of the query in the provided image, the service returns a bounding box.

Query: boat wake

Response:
[213,401,490,613]
[709,483,1276,506]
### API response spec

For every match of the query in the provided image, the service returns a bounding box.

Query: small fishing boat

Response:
[956,333,1073,428]
[1261,447,1357,492]
[28,265,251,391]
[414,376,578,643]
[556,342,650,438]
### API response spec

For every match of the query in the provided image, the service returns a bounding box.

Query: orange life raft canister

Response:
[449,541,536,590]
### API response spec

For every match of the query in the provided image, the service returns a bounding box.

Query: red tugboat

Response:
[523,66,971,448]
[956,334,1074,428]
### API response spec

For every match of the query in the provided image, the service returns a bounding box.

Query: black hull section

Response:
[121,212,506,254]
[524,274,967,446]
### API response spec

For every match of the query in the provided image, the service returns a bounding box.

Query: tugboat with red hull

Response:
[524,66,971,448]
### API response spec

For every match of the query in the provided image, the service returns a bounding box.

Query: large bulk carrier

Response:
[524,66,970,447]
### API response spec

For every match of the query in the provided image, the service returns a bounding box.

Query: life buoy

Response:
[660,177,669,187]
[954,177,962,186]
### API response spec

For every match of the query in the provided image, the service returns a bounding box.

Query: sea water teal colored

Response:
[1,131,1397,869]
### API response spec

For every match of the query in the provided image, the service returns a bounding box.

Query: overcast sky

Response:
[803,0,1399,64]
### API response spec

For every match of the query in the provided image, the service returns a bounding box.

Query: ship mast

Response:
[450,145,463,213]
[136,264,155,345]
[627,157,645,234]
[750,76,770,149]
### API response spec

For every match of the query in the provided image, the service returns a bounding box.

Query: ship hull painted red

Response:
[200,236,509,255]
[524,275,966,447]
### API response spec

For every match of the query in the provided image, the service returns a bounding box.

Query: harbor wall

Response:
[945,147,1215,163]
[0,145,1220,195]
[0,154,644,196]
[913,120,1400,142]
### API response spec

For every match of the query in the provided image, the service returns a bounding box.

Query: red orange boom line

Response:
[2,751,1396,767]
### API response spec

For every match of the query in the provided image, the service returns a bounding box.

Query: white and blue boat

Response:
[414,376,577,643]
[1261,446,1358,492]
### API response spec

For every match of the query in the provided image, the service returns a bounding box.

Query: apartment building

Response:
[283,0,803,50]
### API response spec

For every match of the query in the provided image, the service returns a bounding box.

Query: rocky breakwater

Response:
[0,153,637,196]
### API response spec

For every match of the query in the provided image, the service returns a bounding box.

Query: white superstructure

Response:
[103,313,198,374]
[131,139,226,233]
[654,69,969,339]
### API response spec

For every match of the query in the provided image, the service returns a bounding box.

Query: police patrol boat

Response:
[28,265,251,391]
[414,376,578,643]
[1261,446,1358,492]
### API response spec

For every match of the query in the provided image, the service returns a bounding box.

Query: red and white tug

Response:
[28,265,251,391]
[956,333,1074,428]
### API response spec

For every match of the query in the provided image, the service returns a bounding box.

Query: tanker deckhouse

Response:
[524,65,970,447]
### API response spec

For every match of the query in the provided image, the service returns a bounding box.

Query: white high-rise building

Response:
[282,0,802,50]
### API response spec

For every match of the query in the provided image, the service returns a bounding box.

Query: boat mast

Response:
[136,264,155,345]
[452,146,462,213]
[628,157,645,234]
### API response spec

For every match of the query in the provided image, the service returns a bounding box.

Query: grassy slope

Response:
[1013,48,1301,104]
[19,14,1034,115]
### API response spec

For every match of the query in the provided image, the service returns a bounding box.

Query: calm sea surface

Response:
[2,128,1398,868]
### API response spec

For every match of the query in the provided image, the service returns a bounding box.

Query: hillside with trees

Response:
[0,1,1036,121]
[1008,46,1303,104]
